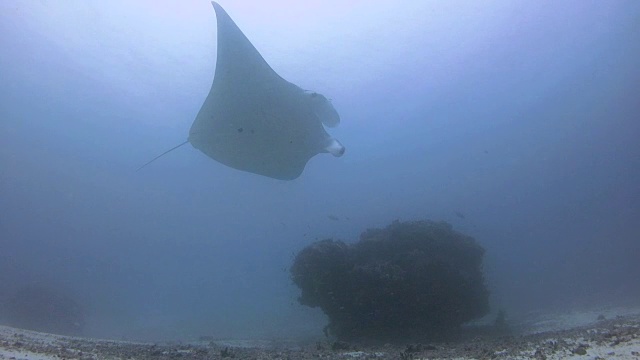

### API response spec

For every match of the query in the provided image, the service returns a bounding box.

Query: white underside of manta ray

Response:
[139,1,344,180]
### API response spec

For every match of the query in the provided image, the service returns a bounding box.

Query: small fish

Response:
[327,215,340,221]
[454,211,465,219]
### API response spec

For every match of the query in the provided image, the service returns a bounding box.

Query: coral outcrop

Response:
[291,220,489,341]
[4,286,85,336]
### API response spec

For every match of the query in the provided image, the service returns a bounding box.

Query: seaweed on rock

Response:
[291,220,489,341]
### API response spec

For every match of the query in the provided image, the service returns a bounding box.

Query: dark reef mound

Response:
[291,220,489,342]
[4,286,85,336]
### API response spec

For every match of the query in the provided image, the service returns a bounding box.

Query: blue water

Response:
[1,1,639,341]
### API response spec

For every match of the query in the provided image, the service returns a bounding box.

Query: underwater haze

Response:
[1,0,639,341]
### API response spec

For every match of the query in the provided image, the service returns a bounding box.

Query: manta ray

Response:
[139,1,344,180]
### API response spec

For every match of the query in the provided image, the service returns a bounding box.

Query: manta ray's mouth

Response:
[325,138,346,157]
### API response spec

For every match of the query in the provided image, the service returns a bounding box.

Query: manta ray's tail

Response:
[136,140,189,171]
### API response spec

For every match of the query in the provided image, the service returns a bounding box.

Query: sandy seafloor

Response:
[1,307,639,360]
